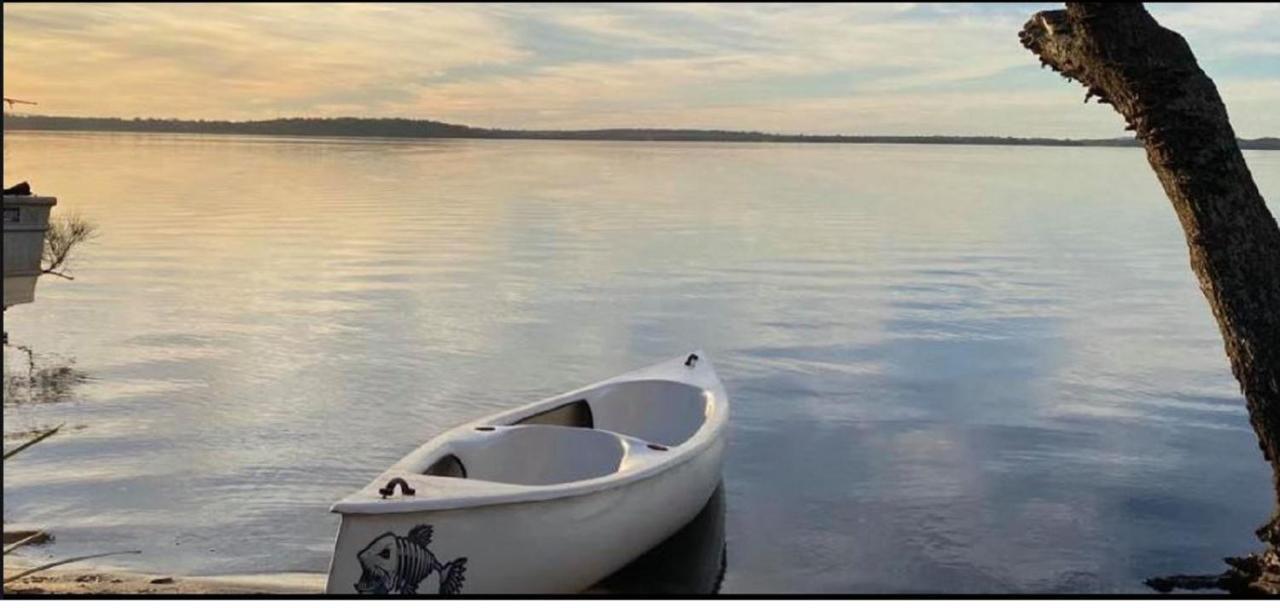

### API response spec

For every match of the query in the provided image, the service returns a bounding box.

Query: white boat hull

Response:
[326,437,723,594]
[325,351,729,595]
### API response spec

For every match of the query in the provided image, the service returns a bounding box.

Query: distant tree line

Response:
[4,114,1278,149]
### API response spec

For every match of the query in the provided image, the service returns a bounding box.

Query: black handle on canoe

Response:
[379,477,416,498]
[685,353,699,367]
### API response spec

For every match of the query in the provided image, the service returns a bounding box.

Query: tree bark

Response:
[1019,0,1280,575]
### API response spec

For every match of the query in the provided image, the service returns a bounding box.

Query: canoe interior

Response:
[588,379,708,447]
[420,379,710,486]
[452,425,628,486]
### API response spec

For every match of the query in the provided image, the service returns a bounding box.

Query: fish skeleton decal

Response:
[354,525,468,595]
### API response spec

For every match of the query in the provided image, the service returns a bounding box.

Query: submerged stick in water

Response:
[3,424,63,461]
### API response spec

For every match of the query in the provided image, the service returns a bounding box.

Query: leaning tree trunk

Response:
[1019,2,1280,593]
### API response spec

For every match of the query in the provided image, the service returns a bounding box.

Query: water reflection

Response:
[2,342,90,407]
[591,482,726,595]
[2,132,1277,592]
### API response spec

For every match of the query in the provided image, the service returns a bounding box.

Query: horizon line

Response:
[4,113,1278,146]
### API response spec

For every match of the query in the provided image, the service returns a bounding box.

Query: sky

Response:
[3,2,1278,138]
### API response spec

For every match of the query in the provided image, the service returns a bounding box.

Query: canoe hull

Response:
[325,434,725,594]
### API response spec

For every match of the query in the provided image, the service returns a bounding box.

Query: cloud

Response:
[1151,2,1280,35]
[1147,3,1280,62]
[396,4,1037,127]
[3,3,526,118]
[4,3,1277,137]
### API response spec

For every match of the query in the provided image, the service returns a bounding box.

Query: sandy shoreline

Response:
[3,556,325,595]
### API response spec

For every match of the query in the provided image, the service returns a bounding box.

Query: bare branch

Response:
[41,213,98,280]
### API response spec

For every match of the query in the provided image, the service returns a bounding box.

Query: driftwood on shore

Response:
[1020,2,1280,594]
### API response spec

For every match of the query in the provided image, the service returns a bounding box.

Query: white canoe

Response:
[325,351,729,595]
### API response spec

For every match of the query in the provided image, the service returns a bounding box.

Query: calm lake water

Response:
[3,130,1277,593]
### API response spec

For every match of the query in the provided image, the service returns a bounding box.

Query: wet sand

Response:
[3,557,325,595]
